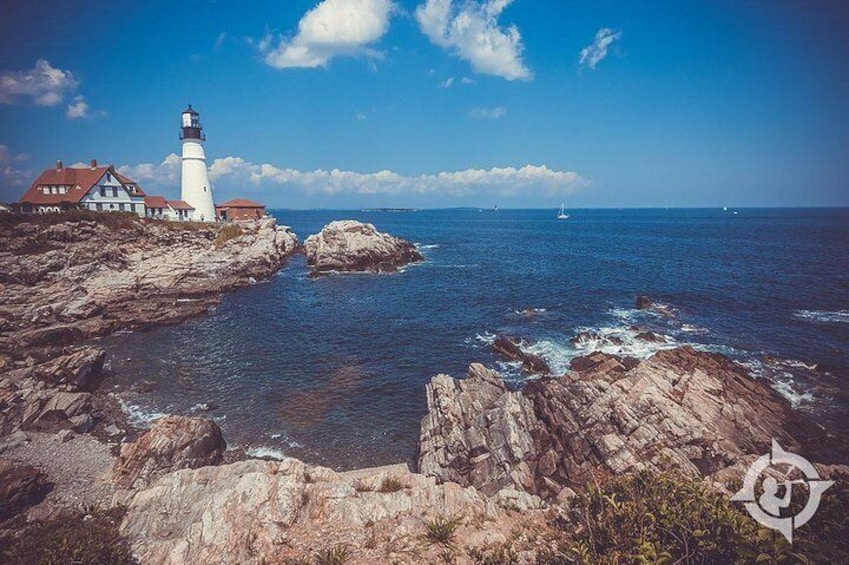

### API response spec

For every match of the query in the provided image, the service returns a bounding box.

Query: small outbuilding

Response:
[215,198,266,221]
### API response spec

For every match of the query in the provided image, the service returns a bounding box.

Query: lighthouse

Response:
[180,105,215,222]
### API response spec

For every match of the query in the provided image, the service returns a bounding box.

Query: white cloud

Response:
[120,153,583,201]
[0,59,79,106]
[579,28,622,70]
[214,32,227,51]
[66,95,89,119]
[117,153,182,188]
[415,0,531,81]
[468,106,506,119]
[460,76,476,84]
[355,112,368,121]
[262,0,394,69]
[440,76,454,88]
[0,144,34,200]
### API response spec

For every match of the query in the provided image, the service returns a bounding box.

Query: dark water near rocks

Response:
[102,208,849,470]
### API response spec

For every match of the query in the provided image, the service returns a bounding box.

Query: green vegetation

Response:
[0,209,140,230]
[424,515,460,546]
[535,468,849,565]
[377,476,406,493]
[0,506,138,565]
[467,544,520,565]
[213,223,244,248]
[313,544,351,565]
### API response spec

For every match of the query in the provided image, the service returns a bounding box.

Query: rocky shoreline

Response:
[1,213,847,564]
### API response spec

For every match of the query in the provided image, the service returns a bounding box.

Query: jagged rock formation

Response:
[0,459,51,520]
[493,335,551,375]
[119,457,542,565]
[304,220,422,274]
[419,346,829,500]
[114,415,226,488]
[0,214,299,451]
[0,215,299,353]
[0,347,105,436]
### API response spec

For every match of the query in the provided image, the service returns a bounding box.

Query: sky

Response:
[0,0,847,209]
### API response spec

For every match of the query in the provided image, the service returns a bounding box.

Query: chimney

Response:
[90,159,97,169]
[56,160,63,170]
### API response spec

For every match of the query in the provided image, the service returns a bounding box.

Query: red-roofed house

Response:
[144,196,194,221]
[18,160,147,216]
[215,198,266,221]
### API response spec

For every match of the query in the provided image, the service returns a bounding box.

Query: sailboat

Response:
[557,203,569,220]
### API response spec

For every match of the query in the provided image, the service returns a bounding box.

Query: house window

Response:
[106,173,111,182]
[42,187,49,194]
[130,203,135,212]
[112,187,118,197]
[59,186,66,194]
[100,187,106,197]
[96,203,103,211]
[119,203,125,211]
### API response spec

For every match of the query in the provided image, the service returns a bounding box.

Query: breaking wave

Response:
[793,310,849,324]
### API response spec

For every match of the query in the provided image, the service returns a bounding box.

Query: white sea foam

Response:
[417,244,440,249]
[112,395,167,428]
[246,446,287,461]
[474,332,496,345]
[793,309,849,324]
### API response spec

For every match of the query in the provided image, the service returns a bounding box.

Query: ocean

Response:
[102,208,849,470]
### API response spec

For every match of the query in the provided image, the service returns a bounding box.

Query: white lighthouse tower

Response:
[180,105,215,222]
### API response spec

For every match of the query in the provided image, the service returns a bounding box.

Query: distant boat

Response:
[493,204,499,212]
[723,206,728,211]
[557,203,569,220]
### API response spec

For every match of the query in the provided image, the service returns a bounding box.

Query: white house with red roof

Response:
[18,159,201,221]
[143,195,194,221]
[18,160,147,216]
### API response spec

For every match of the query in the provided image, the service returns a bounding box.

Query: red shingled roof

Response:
[168,200,194,210]
[19,165,144,205]
[143,195,169,209]
[215,198,265,209]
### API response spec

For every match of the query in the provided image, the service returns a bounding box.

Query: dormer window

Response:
[42,186,49,194]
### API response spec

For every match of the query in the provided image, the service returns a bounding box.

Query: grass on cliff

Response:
[0,210,215,233]
[0,506,138,565]
[213,223,244,248]
[535,468,849,565]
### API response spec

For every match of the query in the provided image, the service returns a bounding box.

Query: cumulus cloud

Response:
[579,28,622,70]
[262,0,394,69]
[66,95,89,119]
[120,153,583,203]
[0,144,35,201]
[415,0,531,81]
[0,59,79,106]
[440,76,455,88]
[117,153,182,187]
[468,106,506,119]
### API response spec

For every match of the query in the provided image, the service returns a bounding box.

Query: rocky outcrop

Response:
[634,295,673,317]
[0,459,51,520]
[493,335,551,375]
[119,457,541,565]
[0,347,108,436]
[304,220,422,274]
[114,415,226,488]
[0,215,299,356]
[419,346,829,500]
[419,363,540,496]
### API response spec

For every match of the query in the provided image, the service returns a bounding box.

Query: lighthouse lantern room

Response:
[179,104,215,222]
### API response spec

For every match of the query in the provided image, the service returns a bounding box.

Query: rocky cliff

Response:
[0,212,298,444]
[304,220,422,274]
[419,346,834,500]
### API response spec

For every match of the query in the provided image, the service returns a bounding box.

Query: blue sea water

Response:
[103,208,849,470]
